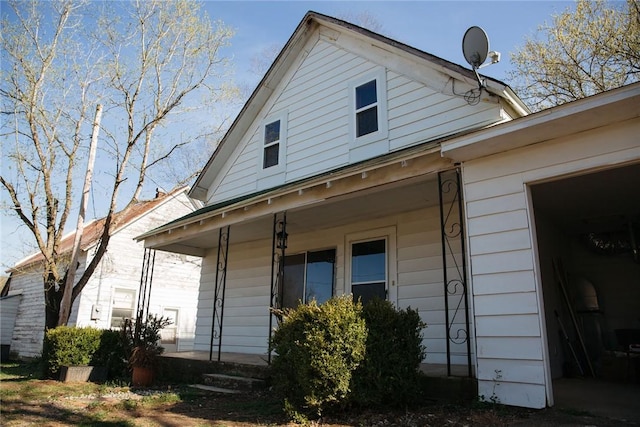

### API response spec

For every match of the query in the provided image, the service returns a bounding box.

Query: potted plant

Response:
[122,315,172,387]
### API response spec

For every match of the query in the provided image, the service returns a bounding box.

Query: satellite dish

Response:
[462,26,489,69]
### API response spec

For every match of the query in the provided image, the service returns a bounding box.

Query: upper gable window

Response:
[263,120,281,169]
[349,68,388,147]
[355,80,378,137]
[258,112,287,177]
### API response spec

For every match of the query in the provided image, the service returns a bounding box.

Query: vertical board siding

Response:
[463,118,640,408]
[0,294,22,346]
[8,269,46,358]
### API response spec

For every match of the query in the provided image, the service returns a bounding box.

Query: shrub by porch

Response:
[270,296,427,419]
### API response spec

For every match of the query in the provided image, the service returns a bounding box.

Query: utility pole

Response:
[58,104,103,326]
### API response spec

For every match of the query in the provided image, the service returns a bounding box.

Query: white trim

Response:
[524,183,554,407]
[344,226,397,305]
[257,111,288,178]
[348,67,388,149]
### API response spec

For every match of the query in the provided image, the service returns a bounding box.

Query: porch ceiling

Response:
[156,174,440,255]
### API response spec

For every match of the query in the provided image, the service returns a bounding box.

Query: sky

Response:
[0,0,574,271]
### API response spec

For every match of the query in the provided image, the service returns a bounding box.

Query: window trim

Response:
[257,111,288,177]
[348,68,388,148]
[345,226,397,304]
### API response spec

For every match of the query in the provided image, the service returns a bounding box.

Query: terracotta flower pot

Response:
[132,366,154,387]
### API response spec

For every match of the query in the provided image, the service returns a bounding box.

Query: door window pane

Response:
[352,282,386,306]
[351,239,386,305]
[352,239,385,283]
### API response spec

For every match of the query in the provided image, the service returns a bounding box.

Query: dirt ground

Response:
[2,380,639,427]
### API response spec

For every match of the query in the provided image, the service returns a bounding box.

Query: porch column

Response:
[268,212,287,364]
[209,225,230,361]
[438,168,472,377]
[136,248,156,322]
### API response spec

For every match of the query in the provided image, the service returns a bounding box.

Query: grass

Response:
[0,361,202,426]
[1,360,631,427]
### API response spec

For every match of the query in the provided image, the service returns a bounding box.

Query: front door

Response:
[347,227,397,305]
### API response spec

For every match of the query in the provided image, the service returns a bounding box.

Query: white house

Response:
[137,11,640,409]
[442,83,640,407]
[6,187,203,359]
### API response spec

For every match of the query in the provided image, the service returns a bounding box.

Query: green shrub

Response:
[42,327,128,379]
[270,295,367,418]
[43,326,102,377]
[91,329,128,379]
[351,298,427,407]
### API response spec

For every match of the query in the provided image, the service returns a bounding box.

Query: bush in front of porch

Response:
[351,298,426,407]
[270,296,427,421]
[270,295,367,419]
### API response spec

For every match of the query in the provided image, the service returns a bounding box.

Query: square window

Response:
[264,120,280,145]
[356,80,377,109]
[356,106,378,137]
[263,143,279,168]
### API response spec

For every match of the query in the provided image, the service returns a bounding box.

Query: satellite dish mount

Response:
[462,26,500,89]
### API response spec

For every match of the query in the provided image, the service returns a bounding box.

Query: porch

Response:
[162,350,471,377]
[139,148,474,383]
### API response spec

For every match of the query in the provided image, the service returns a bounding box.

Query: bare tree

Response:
[509,0,640,111]
[0,0,237,328]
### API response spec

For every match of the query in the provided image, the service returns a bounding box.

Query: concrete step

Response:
[189,384,242,394]
[202,373,266,391]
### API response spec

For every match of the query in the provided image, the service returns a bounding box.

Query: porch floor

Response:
[163,351,268,366]
[163,350,472,377]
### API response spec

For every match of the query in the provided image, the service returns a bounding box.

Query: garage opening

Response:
[530,163,640,414]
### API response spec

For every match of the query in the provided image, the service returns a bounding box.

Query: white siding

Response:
[1,293,22,346]
[8,268,46,358]
[207,30,505,205]
[9,192,202,358]
[463,118,640,409]
[194,203,473,367]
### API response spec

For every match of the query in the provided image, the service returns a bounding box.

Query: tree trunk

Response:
[44,274,63,330]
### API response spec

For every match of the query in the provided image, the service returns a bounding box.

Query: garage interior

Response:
[530,162,640,416]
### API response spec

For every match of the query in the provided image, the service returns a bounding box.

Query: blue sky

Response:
[205,1,572,86]
[0,0,573,270]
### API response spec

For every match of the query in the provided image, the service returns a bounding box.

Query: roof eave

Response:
[441,82,640,162]
[189,11,529,202]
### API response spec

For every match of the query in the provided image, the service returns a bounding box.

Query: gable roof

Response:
[9,187,191,272]
[190,11,529,201]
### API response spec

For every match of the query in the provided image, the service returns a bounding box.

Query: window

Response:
[258,112,288,179]
[263,119,281,169]
[110,288,136,328]
[161,308,178,345]
[349,68,388,151]
[355,80,378,137]
[351,239,387,305]
[282,249,335,309]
